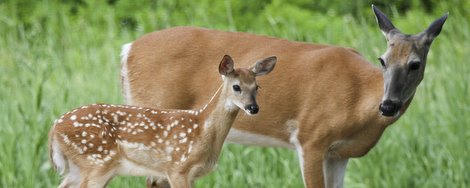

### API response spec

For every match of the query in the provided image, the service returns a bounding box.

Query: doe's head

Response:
[372,5,448,117]
[218,55,277,115]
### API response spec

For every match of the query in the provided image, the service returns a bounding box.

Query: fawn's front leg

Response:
[78,169,115,188]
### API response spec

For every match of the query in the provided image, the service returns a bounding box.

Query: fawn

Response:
[48,55,277,187]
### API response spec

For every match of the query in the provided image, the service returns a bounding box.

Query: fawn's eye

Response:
[233,85,241,92]
[409,61,421,71]
[378,57,386,68]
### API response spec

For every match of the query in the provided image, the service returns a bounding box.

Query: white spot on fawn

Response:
[181,155,187,162]
[113,115,119,123]
[164,147,174,154]
[70,115,77,121]
[73,122,80,127]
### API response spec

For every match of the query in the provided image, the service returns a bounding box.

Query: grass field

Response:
[0,1,468,187]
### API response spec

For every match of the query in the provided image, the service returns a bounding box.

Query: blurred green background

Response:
[0,0,468,187]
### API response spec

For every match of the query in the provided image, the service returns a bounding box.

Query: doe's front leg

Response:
[323,151,348,188]
[300,148,327,188]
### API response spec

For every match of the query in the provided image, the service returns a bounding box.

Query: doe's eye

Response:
[378,57,386,68]
[409,61,421,71]
[233,85,241,92]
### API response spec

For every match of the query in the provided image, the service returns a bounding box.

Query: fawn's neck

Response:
[197,84,240,162]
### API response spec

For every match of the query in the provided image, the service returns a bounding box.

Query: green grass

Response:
[0,1,468,187]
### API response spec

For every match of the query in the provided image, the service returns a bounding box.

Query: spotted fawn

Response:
[48,55,277,188]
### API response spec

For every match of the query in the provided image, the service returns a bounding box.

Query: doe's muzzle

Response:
[379,99,402,117]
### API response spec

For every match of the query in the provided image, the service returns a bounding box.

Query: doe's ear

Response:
[372,5,397,36]
[250,56,277,76]
[219,55,235,76]
[423,13,448,43]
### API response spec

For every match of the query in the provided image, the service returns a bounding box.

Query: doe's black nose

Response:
[246,104,259,114]
[379,99,401,117]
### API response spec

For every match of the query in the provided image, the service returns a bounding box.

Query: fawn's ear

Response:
[421,13,448,44]
[250,56,277,76]
[372,5,397,36]
[219,55,235,76]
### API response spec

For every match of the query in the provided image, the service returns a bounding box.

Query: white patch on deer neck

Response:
[203,120,213,130]
[224,100,238,112]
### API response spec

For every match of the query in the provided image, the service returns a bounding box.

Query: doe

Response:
[48,55,277,188]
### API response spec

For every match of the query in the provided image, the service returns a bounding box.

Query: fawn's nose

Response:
[245,104,259,114]
[379,99,401,117]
